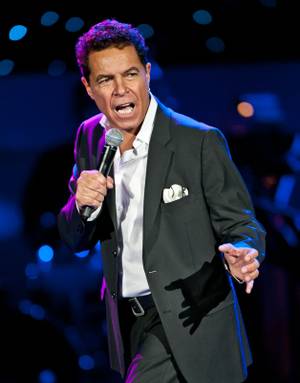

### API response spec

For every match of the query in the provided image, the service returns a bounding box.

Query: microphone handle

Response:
[81,145,117,221]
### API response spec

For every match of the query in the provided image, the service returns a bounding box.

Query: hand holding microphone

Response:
[75,128,123,220]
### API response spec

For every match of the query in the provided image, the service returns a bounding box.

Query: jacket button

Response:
[112,292,117,299]
[112,250,117,256]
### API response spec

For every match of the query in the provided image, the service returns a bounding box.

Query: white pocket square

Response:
[162,184,189,204]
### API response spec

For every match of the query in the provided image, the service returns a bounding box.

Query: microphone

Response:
[82,128,123,221]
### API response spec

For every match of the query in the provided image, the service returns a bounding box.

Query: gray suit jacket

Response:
[58,99,266,383]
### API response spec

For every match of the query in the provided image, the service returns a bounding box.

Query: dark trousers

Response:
[119,300,187,383]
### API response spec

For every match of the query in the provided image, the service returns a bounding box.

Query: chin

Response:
[115,119,141,132]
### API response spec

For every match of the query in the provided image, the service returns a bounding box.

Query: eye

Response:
[127,71,138,78]
[97,77,111,86]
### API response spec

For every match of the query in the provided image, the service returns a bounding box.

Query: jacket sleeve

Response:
[201,128,266,263]
[57,123,100,253]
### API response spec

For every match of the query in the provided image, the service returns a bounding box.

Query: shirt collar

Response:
[99,93,158,148]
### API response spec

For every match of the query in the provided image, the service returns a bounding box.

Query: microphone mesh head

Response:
[105,128,124,147]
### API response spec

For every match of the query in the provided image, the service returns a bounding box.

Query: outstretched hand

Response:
[218,243,260,294]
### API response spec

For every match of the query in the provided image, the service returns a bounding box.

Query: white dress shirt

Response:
[92,95,157,297]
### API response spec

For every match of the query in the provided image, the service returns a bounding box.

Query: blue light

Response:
[274,175,295,207]
[41,11,60,26]
[30,304,46,320]
[25,263,39,279]
[0,200,23,239]
[48,60,66,76]
[39,369,57,383]
[19,299,32,314]
[40,211,56,228]
[137,24,154,39]
[79,355,95,370]
[193,10,212,25]
[0,59,14,76]
[9,25,27,41]
[75,249,89,258]
[206,37,225,53]
[240,92,283,123]
[150,62,163,80]
[37,245,54,262]
[65,17,84,32]
[260,0,277,7]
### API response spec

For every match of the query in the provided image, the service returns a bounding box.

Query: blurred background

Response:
[1,0,299,382]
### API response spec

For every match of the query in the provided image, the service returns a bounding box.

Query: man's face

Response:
[82,45,151,133]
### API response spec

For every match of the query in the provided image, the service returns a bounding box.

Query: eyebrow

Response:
[95,66,140,82]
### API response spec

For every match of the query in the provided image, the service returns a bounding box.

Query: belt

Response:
[126,294,155,317]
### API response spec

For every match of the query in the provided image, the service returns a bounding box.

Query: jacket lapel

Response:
[143,102,174,251]
[105,166,117,231]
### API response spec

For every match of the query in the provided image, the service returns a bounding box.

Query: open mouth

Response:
[114,102,135,115]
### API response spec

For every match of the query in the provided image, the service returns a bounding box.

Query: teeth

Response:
[116,106,134,114]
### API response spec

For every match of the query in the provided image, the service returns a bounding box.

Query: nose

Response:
[113,77,128,96]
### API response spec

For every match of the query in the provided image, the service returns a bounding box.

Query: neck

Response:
[119,130,138,155]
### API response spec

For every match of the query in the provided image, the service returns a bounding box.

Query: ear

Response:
[81,76,95,100]
[145,62,151,88]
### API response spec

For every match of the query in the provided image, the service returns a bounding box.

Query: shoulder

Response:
[164,105,225,145]
[75,113,104,144]
[79,113,103,134]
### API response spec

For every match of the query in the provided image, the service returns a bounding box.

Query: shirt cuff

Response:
[75,201,102,221]
[222,258,245,284]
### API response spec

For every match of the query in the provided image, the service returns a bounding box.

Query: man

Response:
[58,19,266,382]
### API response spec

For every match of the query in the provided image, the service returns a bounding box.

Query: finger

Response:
[107,176,114,189]
[246,280,254,294]
[76,196,102,209]
[224,253,240,265]
[244,269,259,283]
[79,171,107,188]
[218,243,236,254]
[241,259,259,274]
[243,248,259,262]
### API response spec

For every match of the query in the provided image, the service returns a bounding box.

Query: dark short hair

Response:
[75,19,149,80]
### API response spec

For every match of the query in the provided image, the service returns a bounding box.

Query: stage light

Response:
[0,200,22,239]
[19,299,32,314]
[65,17,84,32]
[37,245,54,262]
[74,250,89,258]
[39,369,57,383]
[193,10,212,25]
[237,101,254,118]
[40,211,56,228]
[137,24,154,39]
[25,263,39,279]
[260,0,277,7]
[150,62,163,80]
[9,25,27,41]
[30,304,46,320]
[206,37,225,53]
[41,11,60,27]
[78,355,95,370]
[0,59,14,76]
[48,60,66,76]
[238,92,282,122]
